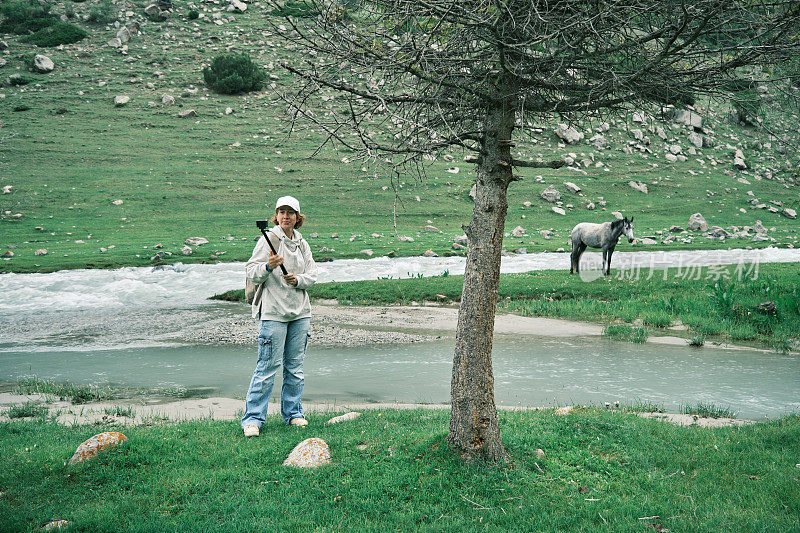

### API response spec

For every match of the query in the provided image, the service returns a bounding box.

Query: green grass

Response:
[680,403,736,419]
[1,410,799,531]
[0,2,798,274]
[6,401,47,419]
[603,324,650,343]
[16,376,117,405]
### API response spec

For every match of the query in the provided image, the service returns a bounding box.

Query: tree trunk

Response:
[448,99,515,463]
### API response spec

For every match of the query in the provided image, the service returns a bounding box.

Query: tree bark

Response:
[448,97,515,463]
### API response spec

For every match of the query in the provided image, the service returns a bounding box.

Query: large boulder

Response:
[672,109,703,129]
[554,123,584,144]
[688,213,708,232]
[283,437,331,468]
[33,55,54,73]
[69,432,127,465]
[540,185,561,203]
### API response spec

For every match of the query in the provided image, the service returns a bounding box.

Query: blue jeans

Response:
[241,317,310,426]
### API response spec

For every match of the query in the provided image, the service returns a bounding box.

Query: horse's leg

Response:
[605,246,616,275]
[570,240,577,274]
[575,243,587,273]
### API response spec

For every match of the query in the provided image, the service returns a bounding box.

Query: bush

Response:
[87,0,116,24]
[187,9,199,19]
[20,21,88,47]
[7,401,47,418]
[271,0,319,18]
[203,53,265,94]
[0,0,54,34]
[8,74,33,86]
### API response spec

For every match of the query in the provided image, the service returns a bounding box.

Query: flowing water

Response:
[2,248,799,419]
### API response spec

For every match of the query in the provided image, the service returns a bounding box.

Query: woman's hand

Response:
[283,274,298,287]
[268,251,284,272]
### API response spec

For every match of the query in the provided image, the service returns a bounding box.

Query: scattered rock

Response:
[283,437,331,468]
[564,181,581,194]
[398,236,414,242]
[554,406,573,415]
[628,181,648,194]
[326,412,361,425]
[541,185,561,203]
[551,206,566,215]
[114,95,130,107]
[453,235,468,246]
[708,226,731,238]
[181,245,193,255]
[144,3,167,21]
[162,94,175,106]
[669,225,684,233]
[112,199,123,205]
[34,249,47,256]
[3,251,14,258]
[782,208,797,220]
[117,27,132,44]
[33,55,54,73]
[688,213,708,232]
[611,211,624,220]
[422,249,438,257]
[513,247,527,254]
[554,123,584,144]
[2,185,11,194]
[177,109,197,118]
[107,37,122,48]
[68,432,127,465]
[586,201,595,210]
[589,134,609,150]
[672,108,703,129]
[511,226,526,237]
[638,238,657,245]
[360,249,373,256]
[228,0,247,11]
[185,237,209,246]
[423,225,441,233]
[688,132,704,148]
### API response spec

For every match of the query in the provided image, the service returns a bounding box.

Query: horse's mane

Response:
[610,218,624,230]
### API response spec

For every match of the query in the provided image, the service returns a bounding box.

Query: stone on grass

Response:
[185,237,209,246]
[34,249,48,256]
[2,185,12,194]
[181,245,193,255]
[112,199,123,205]
[162,94,175,106]
[453,235,468,246]
[177,109,197,118]
[541,185,561,203]
[782,208,797,220]
[673,109,703,129]
[688,213,708,232]
[554,123,584,144]
[551,206,566,215]
[68,432,127,465]
[326,412,361,425]
[108,37,122,48]
[114,95,130,107]
[360,249,373,256]
[422,249,438,257]
[283,437,331,468]
[42,520,70,531]
[511,226,525,237]
[554,406,573,415]
[33,55,54,73]
[628,181,648,194]
[423,225,441,232]
[564,181,581,194]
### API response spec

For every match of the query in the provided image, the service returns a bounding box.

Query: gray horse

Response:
[570,217,634,275]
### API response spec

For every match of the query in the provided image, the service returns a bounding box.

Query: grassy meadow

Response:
[1,0,799,274]
[2,409,800,531]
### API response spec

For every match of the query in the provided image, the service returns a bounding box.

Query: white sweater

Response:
[245,226,318,321]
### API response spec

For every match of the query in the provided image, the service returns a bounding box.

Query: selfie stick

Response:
[256,220,288,275]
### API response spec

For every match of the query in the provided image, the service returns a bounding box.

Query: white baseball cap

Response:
[274,195,300,212]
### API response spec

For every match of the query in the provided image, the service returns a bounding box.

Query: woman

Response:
[242,195,318,437]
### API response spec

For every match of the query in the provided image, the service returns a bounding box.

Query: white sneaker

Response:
[243,424,259,437]
[289,417,308,427]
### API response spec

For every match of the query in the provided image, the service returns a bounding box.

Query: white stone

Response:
[107,37,123,48]
[114,95,130,106]
[551,206,566,215]
[161,94,175,105]
[782,208,797,220]
[185,237,209,246]
[511,226,525,237]
[564,181,581,194]
[611,211,624,220]
[326,412,361,425]
[541,185,561,203]
[177,109,197,118]
[554,123,584,144]
[112,199,123,205]
[181,245,193,255]
[688,213,708,232]
[33,55,54,73]
[360,249,373,256]
[628,181,648,194]
[284,438,331,468]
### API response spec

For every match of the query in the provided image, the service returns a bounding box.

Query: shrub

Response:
[0,0,54,34]
[188,9,199,19]
[642,310,671,328]
[271,0,320,18]
[203,53,265,94]
[20,21,88,47]
[87,0,116,24]
[7,401,47,418]
[8,75,33,86]
[603,324,649,343]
